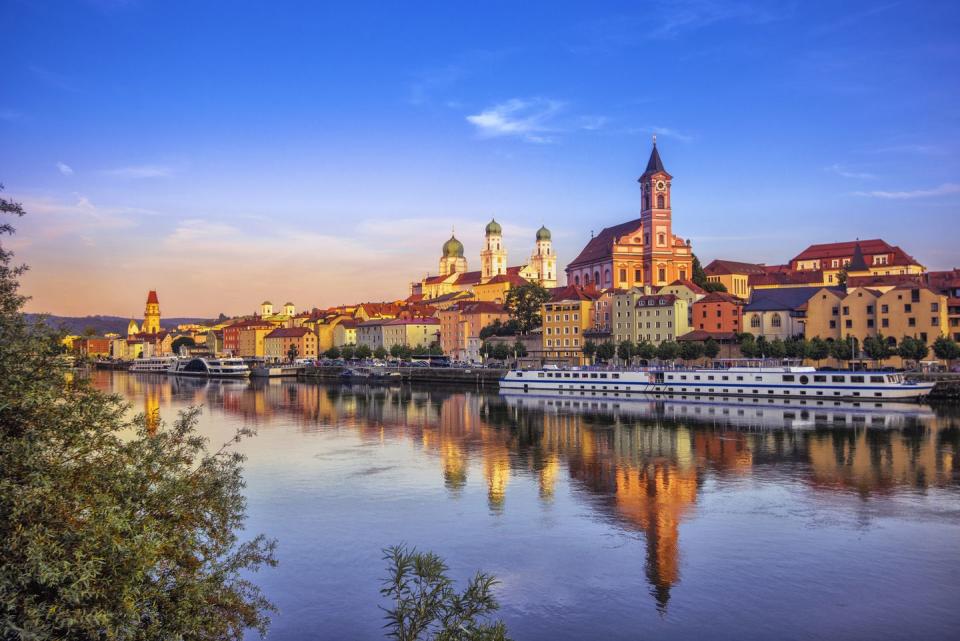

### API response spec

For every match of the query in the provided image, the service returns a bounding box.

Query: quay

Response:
[299,365,505,386]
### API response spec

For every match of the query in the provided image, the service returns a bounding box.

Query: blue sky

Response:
[2,0,958,316]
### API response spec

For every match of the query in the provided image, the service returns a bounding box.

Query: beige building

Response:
[542,285,600,364]
[237,324,274,357]
[264,327,318,361]
[382,318,440,350]
[333,320,357,347]
[613,291,689,345]
[438,301,509,361]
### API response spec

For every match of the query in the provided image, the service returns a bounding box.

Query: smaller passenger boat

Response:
[168,357,251,377]
[129,356,179,373]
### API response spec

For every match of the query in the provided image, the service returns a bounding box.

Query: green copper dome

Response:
[536,225,551,241]
[443,235,464,257]
[485,219,502,235]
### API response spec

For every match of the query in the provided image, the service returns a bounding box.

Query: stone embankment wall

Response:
[908,373,960,401]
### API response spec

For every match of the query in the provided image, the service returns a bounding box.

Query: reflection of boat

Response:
[370,366,402,381]
[168,357,251,377]
[501,362,936,401]
[340,367,370,380]
[251,365,302,378]
[129,356,178,373]
[500,388,937,431]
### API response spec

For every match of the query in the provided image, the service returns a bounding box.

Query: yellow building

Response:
[541,285,599,364]
[264,327,318,361]
[789,239,924,285]
[704,260,767,298]
[333,320,357,347]
[382,318,440,349]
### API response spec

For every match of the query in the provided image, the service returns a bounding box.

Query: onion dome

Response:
[536,225,551,241]
[485,219,502,235]
[443,235,464,257]
[262,300,272,305]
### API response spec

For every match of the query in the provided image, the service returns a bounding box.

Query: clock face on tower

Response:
[655,180,667,192]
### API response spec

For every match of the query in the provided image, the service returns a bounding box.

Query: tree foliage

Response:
[806,337,830,364]
[355,344,373,359]
[340,344,356,360]
[504,283,551,333]
[478,319,519,340]
[679,341,704,363]
[325,346,342,359]
[703,338,720,360]
[617,340,634,363]
[933,336,960,363]
[380,544,509,641]
[595,341,616,363]
[374,345,389,360]
[691,254,708,288]
[656,340,680,361]
[0,188,277,639]
[898,336,929,365]
[702,281,727,293]
[862,334,894,363]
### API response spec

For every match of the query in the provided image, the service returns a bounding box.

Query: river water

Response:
[92,371,960,641]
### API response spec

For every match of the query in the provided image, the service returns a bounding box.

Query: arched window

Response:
[771,314,782,328]
[658,233,666,246]
[657,194,665,209]
[643,195,650,210]
[604,269,611,285]
[594,270,601,284]
[750,315,761,328]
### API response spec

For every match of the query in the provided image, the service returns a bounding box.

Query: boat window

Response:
[694,375,701,380]
[600,374,608,379]
[564,373,571,378]
[799,375,809,384]
[814,375,826,382]
[722,376,729,381]
[736,376,743,381]
[591,373,598,379]
[516,372,523,377]
[680,375,687,380]
[612,373,620,379]
[572,373,579,378]
[782,375,795,382]
[755,376,762,382]
[667,375,674,380]
[708,375,715,380]
[870,376,884,383]
[832,375,845,383]
[851,376,864,383]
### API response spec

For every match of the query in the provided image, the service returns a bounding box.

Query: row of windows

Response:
[545,313,579,322]
[663,373,896,384]
[836,302,939,315]
[514,371,621,379]
[544,338,580,347]
[545,326,580,335]
[614,321,674,329]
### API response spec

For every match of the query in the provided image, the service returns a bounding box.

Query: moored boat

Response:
[500,360,935,402]
[129,356,179,373]
[168,357,251,378]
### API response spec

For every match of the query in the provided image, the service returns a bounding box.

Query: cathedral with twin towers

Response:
[411,220,557,303]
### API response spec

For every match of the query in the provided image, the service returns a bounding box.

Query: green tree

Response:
[691,254,709,288]
[83,325,97,337]
[898,336,929,367]
[766,338,787,359]
[0,189,277,638]
[679,341,704,363]
[830,337,853,363]
[428,341,444,356]
[806,337,830,365]
[862,334,894,365]
[325,346,342,359]
[656,340,680,361]
[933,336,960,367]
[784,337,807,360]
[583,340,597,364]
[595,341,616,363]
[512,340,528,358]
[340,344,356,360]
[703,281,727,293]
[836,266,849,289]
[492,343,511,361]
[286,343,299,362]
[703,338,720,361]
[738,333,757,358]
[381,544,509,641]
[504,283,552,333]
[617,340,634,363]
[636,341,657,362]
[171,335,196,353]
[390,343,405,358]
[355,344,372,359]
[374,345,388,360]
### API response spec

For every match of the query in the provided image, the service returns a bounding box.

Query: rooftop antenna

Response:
[652,133,657,146]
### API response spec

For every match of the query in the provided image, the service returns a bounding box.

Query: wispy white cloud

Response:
[102,164,175,179]
[825,163,875,180]
[56,161,74,176]
[577,115,609,131]
[467,98,565,143]
[854,183,960,199]
[17,193,144,241]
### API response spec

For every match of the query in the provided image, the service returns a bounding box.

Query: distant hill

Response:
[26,314,217,336]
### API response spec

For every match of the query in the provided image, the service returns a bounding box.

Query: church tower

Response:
[639,137,676,286]
[127,319,140,337]
[480,219,507,281]
[142,290,161,335]
[529,225,557,288]
[438,233,467,276]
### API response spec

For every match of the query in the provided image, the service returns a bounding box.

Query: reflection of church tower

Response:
[441,441,467,493]
[538,455,559,501]
[142,290,161,335]
[480,219,507,281]
[144,385,160,435]
[529,226,557,288]
[484,445,510,512]
[439,233,467,277]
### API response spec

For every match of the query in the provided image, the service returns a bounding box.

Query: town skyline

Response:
[4,0,959,316]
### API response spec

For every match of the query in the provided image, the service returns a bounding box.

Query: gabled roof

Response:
[695,291,744,305]
[485,272,529,287]
[663,279,707,295]
[790,238,922,267]
[266,327,313,339]
[549,284,601,302]
[567,219,643,268]
[748,269,824,288]
[745,287,841,312]
[704,259,768,276]
[385,317,439,326]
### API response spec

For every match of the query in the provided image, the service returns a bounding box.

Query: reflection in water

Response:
[91,371,960,619]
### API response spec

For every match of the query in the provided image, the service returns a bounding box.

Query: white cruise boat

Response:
[168,357,251,378]
[500,361,935,402]
[129,356,179,373]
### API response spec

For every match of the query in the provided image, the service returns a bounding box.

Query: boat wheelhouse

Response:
[168,357,250,378]
[129,356,178,373]
[500,360,934,402]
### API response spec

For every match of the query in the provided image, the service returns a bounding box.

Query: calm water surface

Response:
[93,371,960,641]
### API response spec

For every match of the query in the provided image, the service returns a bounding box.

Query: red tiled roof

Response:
[695,291,744,305]
[549,284,601,302]
[566,219,643,268]
[266,327,313,338]
[460,301,507,315]
[665,278,707,294]
[790,238,921,268]
[704,259,768,276]
[146,290,159,304]
[485,272,529,286]
[749,270,824,287]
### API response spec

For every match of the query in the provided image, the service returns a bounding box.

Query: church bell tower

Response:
[639,137,674,286]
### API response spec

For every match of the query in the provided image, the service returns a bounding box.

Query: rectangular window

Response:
[814,375,826,382]
[881,304,889,313]
[870,376,884,383]
[851,376,865,383]
[932,302,939,312]
[908,317,916,327]
[845,320,852,328]
[783,375,795,382]
[832,375,845,383]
